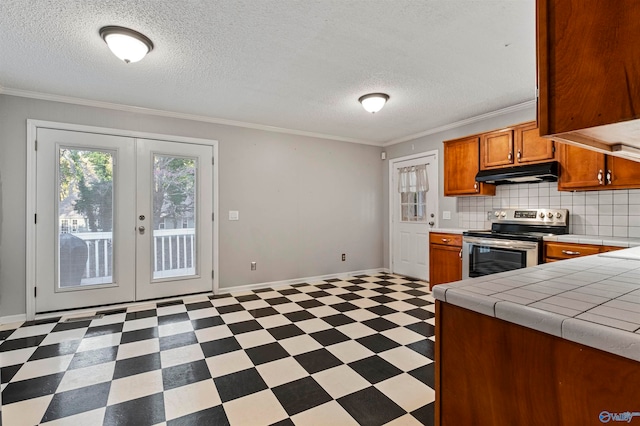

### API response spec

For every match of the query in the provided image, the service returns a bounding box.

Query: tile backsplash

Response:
[457,182,640,237]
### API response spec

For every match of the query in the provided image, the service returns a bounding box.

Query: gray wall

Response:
[0,94,384,317]
[381,104,537,269]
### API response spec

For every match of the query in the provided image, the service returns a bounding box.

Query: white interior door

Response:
[35,128,213,313]
[391,154,438,280]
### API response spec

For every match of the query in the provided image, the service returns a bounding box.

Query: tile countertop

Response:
[433,250,640,362]
[428,228,466,234]
[543,234,640,247]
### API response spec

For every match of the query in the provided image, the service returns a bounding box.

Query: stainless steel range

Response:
[462,208,569,279]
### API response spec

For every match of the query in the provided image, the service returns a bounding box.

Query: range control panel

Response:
[488,209,569,226]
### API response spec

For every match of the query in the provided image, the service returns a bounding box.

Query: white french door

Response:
[391,153,438,280]
[35,128,213,313]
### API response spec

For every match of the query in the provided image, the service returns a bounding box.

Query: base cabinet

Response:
[429,233,462,290]
[544,241,623,262]
[436,302,640,426]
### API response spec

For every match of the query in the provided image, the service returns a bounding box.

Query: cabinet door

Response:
[444,137,495,196]
[481,128,514,169]
[515,122,555,164]
[557,143,605,190]
[429,244,462,289]
[607,156,640,189]
[538,0,640,136]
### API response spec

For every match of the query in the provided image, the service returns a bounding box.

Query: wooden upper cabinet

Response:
[557,142,640,190]
[537,0,640,151]
[515,122,555,164]
[557,143,605,190]
[480,128,514,169]
[444,136,495,196]
[607,156,640,189]
[480,122,555,170]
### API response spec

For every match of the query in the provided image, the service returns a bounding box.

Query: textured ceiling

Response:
[0,0,536,145]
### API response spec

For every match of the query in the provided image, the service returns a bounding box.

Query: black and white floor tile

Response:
[0,274,436,425]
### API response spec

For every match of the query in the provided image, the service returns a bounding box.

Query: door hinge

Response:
[212,213,214,221]
[212,157,214,165]
[212,270,214,279]
[552,145,556,153]
[34,287,37,297]
[34,214,37,224]
[35,140,38,151]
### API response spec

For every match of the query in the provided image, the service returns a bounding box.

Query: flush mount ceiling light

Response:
[358,93,389,113]
[99,26,154,63]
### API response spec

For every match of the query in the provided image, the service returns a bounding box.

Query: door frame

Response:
[388,150,439,277]
[26,120,219,320]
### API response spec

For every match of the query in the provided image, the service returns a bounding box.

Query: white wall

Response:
[0,94,384,317]
[381,104,537,269]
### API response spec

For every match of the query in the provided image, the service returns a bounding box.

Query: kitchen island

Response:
[433,251,640,426]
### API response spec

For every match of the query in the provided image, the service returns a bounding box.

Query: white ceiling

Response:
[0,0,536,145]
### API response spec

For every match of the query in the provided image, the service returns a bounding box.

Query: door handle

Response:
[561,250,581,256]
[606,170,612,185]
[459,249,462,259]
[429,221,435,226]
[517,150,521,162]
[138,226,145,235]
[508,152,513,161]
[597,169,604,185]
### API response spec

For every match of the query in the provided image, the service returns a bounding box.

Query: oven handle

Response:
[463,236,539,251]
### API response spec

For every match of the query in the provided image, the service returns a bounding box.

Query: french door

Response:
[35,128,213,313]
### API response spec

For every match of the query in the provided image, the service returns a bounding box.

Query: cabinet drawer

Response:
[430,232,462,247]
[545,242,600,259]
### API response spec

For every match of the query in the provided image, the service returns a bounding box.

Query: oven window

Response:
[469,245,527,277]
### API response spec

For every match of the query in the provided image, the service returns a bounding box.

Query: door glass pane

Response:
[58,148,114,287]
[152,155,197,279]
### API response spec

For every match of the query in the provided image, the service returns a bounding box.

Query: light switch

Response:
[229,210,239,221]
[443,211,451,220]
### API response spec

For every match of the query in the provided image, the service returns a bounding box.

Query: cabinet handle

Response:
[459,249,463,259]
[561,250,581,256]
[441,238,451,243]
[474,182,478,192]
[508,152,513,161]
[607,170,612,185]
[517,150,521,162]
[597,169,604,185]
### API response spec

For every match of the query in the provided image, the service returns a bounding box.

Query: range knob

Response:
[539,212,545,218]
[500,211,506,218]
[556,212,562,219]
[547,212,554,218]
[494,211,500,217]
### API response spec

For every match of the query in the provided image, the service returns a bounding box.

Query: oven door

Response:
[462,236,539,279]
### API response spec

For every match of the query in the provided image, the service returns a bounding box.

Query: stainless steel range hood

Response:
[475,161,558,185]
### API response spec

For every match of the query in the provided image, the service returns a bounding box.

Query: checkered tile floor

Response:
[0,273,435,425]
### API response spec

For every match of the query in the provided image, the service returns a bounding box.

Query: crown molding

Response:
[382,99,537,147]
[0,86,380,146]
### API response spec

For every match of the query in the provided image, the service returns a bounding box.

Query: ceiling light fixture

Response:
[358,93,389,113]
[99,26,154,64]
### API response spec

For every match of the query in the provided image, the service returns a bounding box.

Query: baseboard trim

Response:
[217,268,390,294]
[0,313,27,326]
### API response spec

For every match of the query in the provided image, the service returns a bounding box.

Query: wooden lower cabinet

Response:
[429,233,462,290]
[544,241,623,262]
[436,302,640,426]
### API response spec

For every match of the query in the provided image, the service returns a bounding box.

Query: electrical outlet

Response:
[251,262,256,271]
[341,253,346,261]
